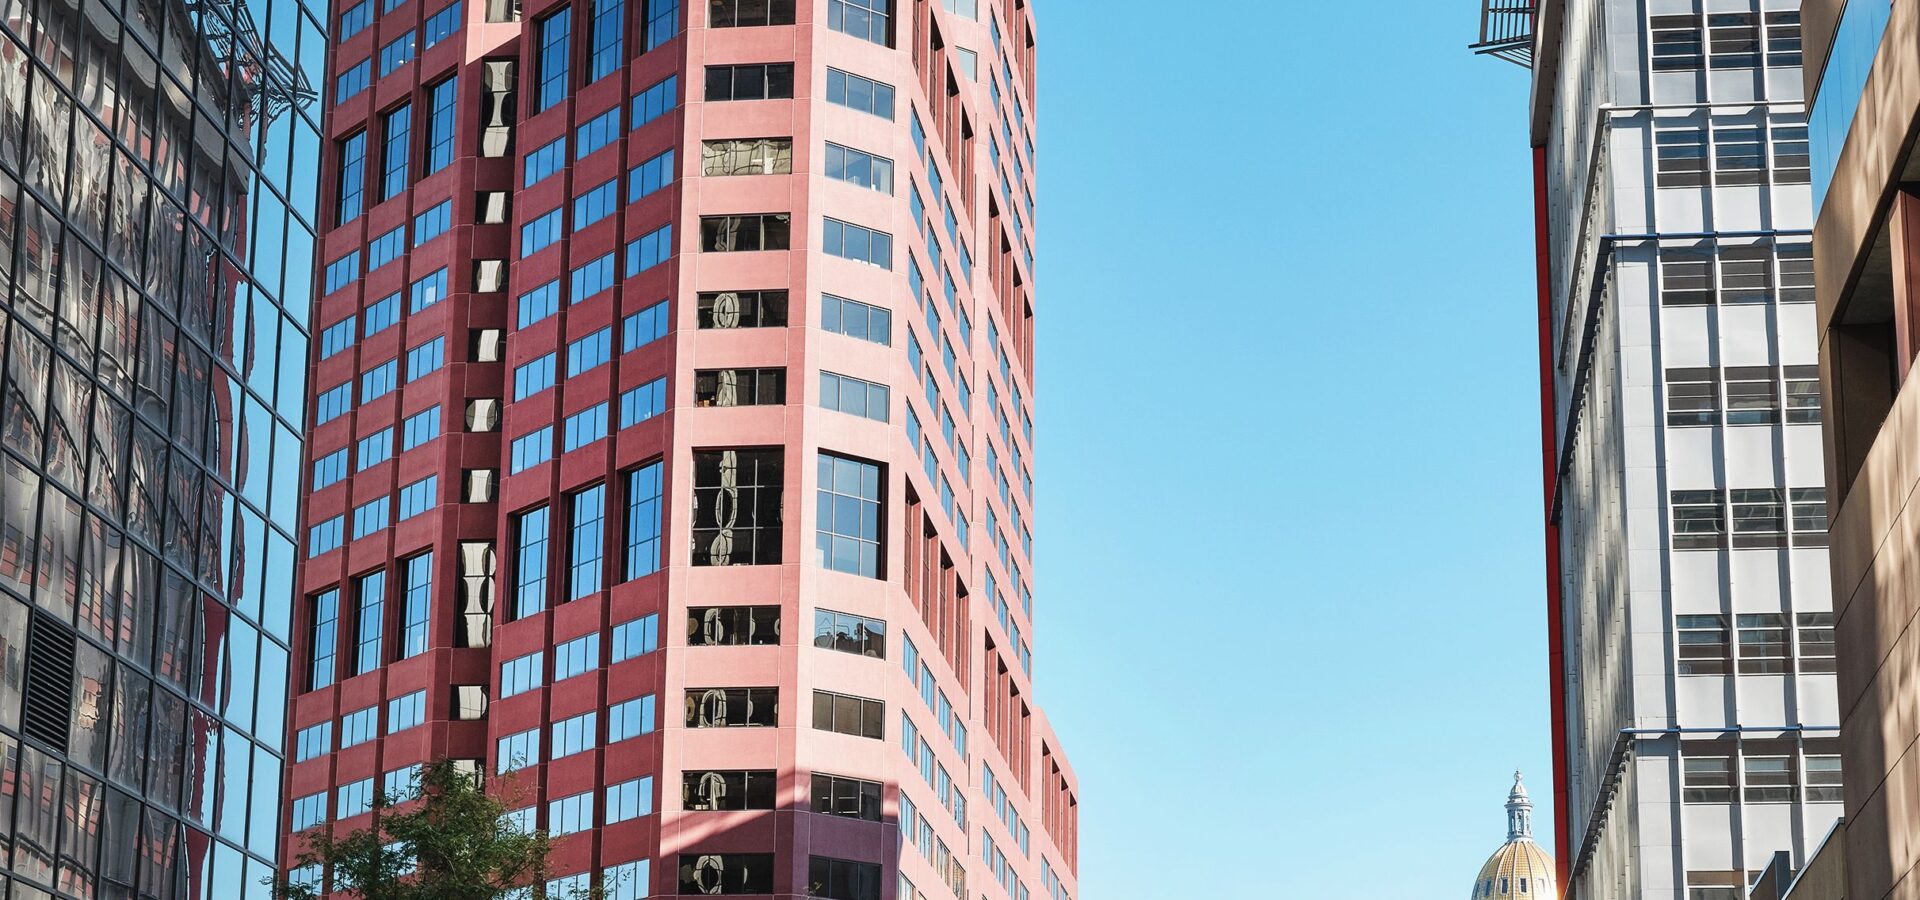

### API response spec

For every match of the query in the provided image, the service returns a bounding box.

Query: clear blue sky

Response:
[1029,2,1546,896]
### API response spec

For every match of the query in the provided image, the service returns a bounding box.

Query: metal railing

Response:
[1470,0,1537,67]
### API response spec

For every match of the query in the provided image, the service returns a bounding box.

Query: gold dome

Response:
[1471,773,1557,900]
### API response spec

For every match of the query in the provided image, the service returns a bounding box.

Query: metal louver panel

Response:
[22,615,76,752]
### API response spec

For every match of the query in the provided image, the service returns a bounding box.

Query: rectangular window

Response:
[624,462,665,579]
[338,132,368,223]
[522,206,564,255]
[1683,756,1733,802]
[369,226,407,270]
[632,75,678,127]
[574,179,620,230]
[315,383,354,425]
[497,727,541,773]
[1784,365,1821,423]
[818,453,882,576]
[626,148,677,202]
[704,63,795,101]
[500,651,545,697]
[526,136,569,187]
[314,448,350,490]
[827,0,888,45]
[1723,367,1779,424]
[710,0,793,26]
[1652,14,1704,70]
[414,200,453,245]
[424,2,462,47]
[643,0,676,49]
[826,143,893,193]
[366,293,401,334]
[354,571,386,674]
[357,428,394,471]
[340,0,373,38]
[820,372,889,422]
[388,689,427,732]
[399,475,438,520]
[1806,755,1842,802]
[407,336,445,381]
[1708,12,1760,69]
[1737,613,1789,674]
[519,279,562,327]
[577,106,623,158]
[682,770,776,810]
[694,367,785,406]
[337,60,372,102]
[295,722,334,762]
[411,270,449,316]
[515,353,558,400]
[687,606,779,646]
[567,327,615,375]
[381,104,413,200]
[811,773,882,821]
[340,705,379,748]
[1671,490,1725,549]
[624,299,670,349]
[612,613,660,661]
[823,218,891,268]
[626,224,673,274]
[589,0,625,81]
[513,506,551,617]
[700,138,792,176]
[1744,755,1794,802]
[1665,367,1718,426]
[1773,118,1811,184]
[309,589,341,688]
[324,251,362,295]
[821,294,889,344]
[700,214,790,251]
[814,608,884,659]
[1676,614,1729,675]
[826,68,893,120]
[399,553,432,656]
[807,857,882,900]
[675,855,773,895]
[1654,128,1708,188]
[570,253,617,304]
[686,687,779,727]
[550,710,597,759]
[699,290,787,328]
[380,30,417,75]
[569,484,606,598]
[620,378,668,428]
[1798,612,1836,673]
[812,690,884,739]
[564,403,610,451]
[692,449,785,565]
[606,776,655,823]
[535,9,572,112]
[608,694,657,740]
[403,406,443,450]
[310,515,347,555]
[352,496,391,539]
[385,764,424,802]
[338,779,376,818]
[1730,488,1786,547]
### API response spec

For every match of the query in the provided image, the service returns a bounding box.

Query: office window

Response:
[1773,118,1810,184]
[807,857,882,900]
[1654,128,1707,187]
[513,506,551,617]
[309,589,342,688]
[828,0,888,45]
[396,553,432,657]
[1682,756,1733,802]
[573,107,622,162]
[1792,487,1829,546]
[1660,242,1713,305]
[692,449,784,566]
[629,149,676,200]
[811,773,881,821]
[369,226,407,270]
[1766,11,1802,66]
[291,792,328,831]
[1806,755,1841,801]
[354,571,386,674]
[1714,124,1766,184]
[340,705,380,748]
[1784,365,1820,423]
[353,496,391,539]
[589,0,624,81]
[320,316,357,360]
[1676,614,1729,675]
[522,206,564,255]
[337,59,372,101]
[632,74,678,127]
[338,133,368,223]
[686,687,779,727]
[701,138,792,176]
[526,136,568,187]
[606,776,655,823]
[407,336,445,381]
[811,690,884,739]
[501,650,544,697]
[567,253,616,305]
[822,294,889,344]
[535,9,571,111]
[1744,755,1794,802]
[710,0,793,26]
[821,372,889,423]
[550,711,597,759]
[826,68,893,119]
[624,462,665,579]
[1651,15,1704,70]
[340,0,373,37]
[624,299,670,350]
[568,485,607,598]
[311,515,347,555]
[574,179,620,230]
[415,201,453,245]
[357,428,394,471]
[568,327,615,375]
[1729,488,1785,547]
[314,448,350,490]
[682,770,776,810]
[324,251,362,294]
[643,0,676,48]
[1671,490,1725,549]
[826,143,893,193]
[701,214,789,251]
[1736,613,1789,673]
[295,722,334,762]
[687,606,780,646]
[399,475,438,520]
[366,292,402,333]
[424,2,462,46]
[1665,368,1717,425]
[699,290,787,328]
[1708,12,1760,68]
[403,406,443,450]
[380,30,417,75]
[315,383,354,425]
[694,368,785,407]
[704,63,795,101]
[818,453,882,576]
[823,218,891,268]
[564,403,610,451]
[612,614,660,661]
[520,279,563,327]
[813,608,884,658]
[608,694,657,741]
[1723,367,1778,424]
[627,224,673,274]
[384,763,424,802]
[381,104,412,200]
[1798,612,1835,673]
[676,854,773,895]
[388,690,427,732]
[620,378,668,428]
[515,353,558,400]
[497,727,541,773]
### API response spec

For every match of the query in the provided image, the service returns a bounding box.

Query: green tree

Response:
[274,759,559,900]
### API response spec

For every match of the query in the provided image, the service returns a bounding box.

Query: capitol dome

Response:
[1471,773,1556,900]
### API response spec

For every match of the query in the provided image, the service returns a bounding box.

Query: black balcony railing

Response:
[1470,0,1536,67]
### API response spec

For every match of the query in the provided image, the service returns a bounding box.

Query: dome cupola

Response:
[1471,773,1556,900]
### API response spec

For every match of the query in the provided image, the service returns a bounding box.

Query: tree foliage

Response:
[275,759,554,900]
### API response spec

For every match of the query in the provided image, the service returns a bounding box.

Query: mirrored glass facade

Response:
[0,0,323,894]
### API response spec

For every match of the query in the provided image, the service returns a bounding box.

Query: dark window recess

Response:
[23,615,77,752]
[685,687,779,727]
[709,0,795,26]
[683,769,778,810]
[704,63,794,101]
[695,368,786,407]
[688,606,781,646]
[699,290,789,328]
[811,690,884,739]
[807,856,882,900]
[811,773,882,821]
[679,853,776,894]
[700,214,791,252]
[691,448,784,566]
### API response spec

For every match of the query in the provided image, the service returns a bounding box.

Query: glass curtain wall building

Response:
[1485,0,1843,898]
[284,0,1080,898]
[0,0,323,895]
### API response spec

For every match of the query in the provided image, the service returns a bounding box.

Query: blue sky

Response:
[1028,2,1547,896]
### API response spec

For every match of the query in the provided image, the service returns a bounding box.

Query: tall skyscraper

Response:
[1478,1,1842,898]
[0,0,322,894]
[1798,3,1920,900]
[283,1,1079,899]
